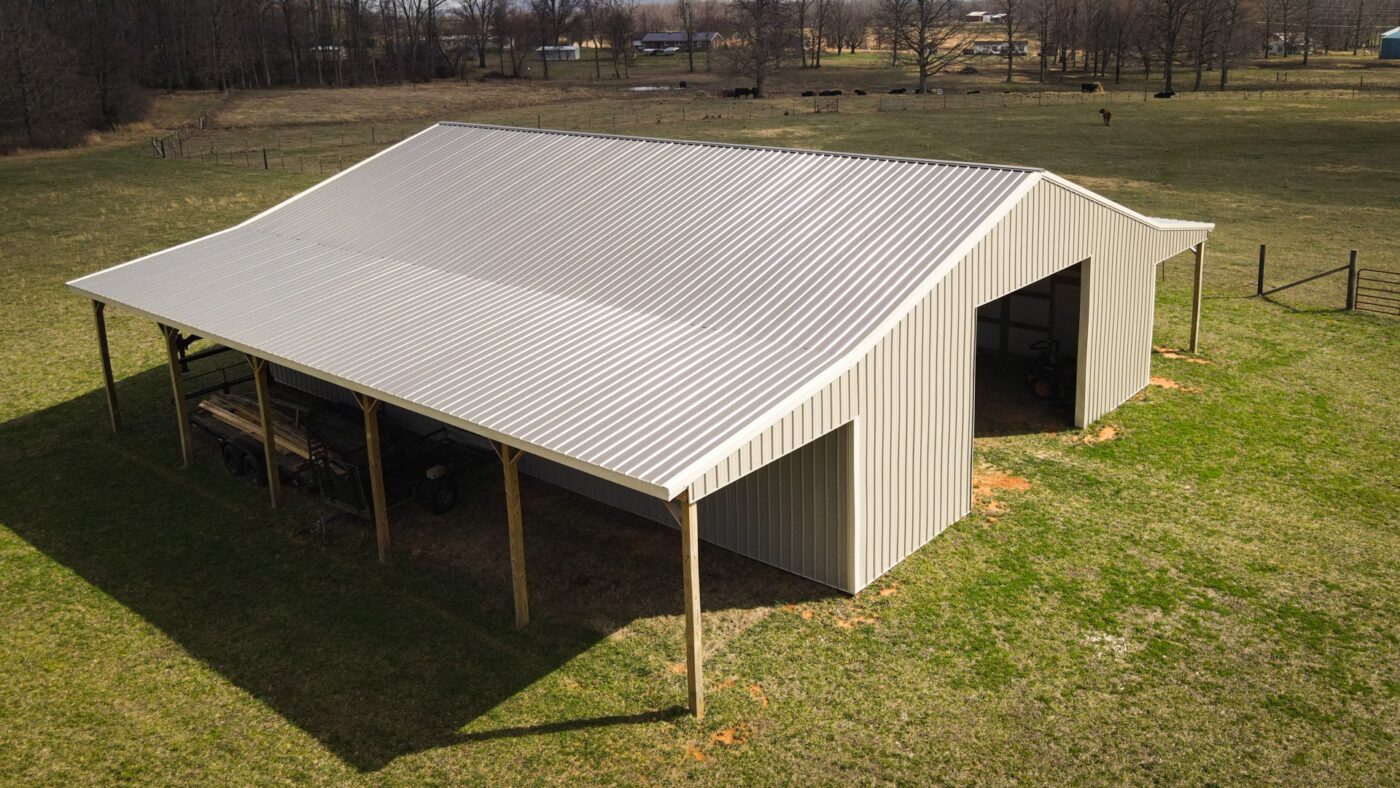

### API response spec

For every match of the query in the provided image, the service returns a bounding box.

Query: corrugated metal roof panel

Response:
[70,123,1037,497]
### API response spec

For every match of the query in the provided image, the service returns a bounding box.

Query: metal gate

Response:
[1355,269,1400,316]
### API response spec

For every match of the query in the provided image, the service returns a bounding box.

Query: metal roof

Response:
[70,123,1051,498]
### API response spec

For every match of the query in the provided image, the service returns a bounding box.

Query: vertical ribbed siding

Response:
[687,179,1207,592]
[856,267,975,588]
[274,362,856,590]
[698,424,852,590]
[503,422,856,591]
[962,180,1206,425]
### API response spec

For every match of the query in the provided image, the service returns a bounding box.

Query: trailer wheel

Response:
[242,452,268,487]
[221,443,245,476]
[426,478,458,515]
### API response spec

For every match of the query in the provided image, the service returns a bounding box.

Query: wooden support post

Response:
[1189,242,1205,354]
[493,442,530,628]
[92,300,120,432]
[159,324,193,466]
[1256,244,1267,296]
[680,492,704,718]
[246,355,282,508]
[1347,249,1359,311]
[354,393,391,563]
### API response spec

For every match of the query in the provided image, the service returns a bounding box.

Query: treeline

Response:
[3,0,1398,150]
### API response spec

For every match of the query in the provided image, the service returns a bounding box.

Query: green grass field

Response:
[1,73,1398,784]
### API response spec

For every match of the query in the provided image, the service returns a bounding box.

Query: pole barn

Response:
[69,124,1211,716]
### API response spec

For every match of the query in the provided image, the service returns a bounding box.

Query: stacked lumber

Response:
[197,393,311,459]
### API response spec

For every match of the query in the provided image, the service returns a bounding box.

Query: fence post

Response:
[262,148,268,170]
[1257,244,1266,295]
[1347,250,1358,310]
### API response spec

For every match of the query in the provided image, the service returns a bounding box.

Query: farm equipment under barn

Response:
[190,392,490,518]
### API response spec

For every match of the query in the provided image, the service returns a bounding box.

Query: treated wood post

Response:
[1347,250,1358,311]
[354,393,391,563]
[92,300,120,432]
[246,355,282,508]
[493,442,530,628]
[680,492,704,718]
[159,324,194,466]
[1257,244,1267,296]
[1189,242,1205,354]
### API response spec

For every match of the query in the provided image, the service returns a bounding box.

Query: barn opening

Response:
[974,262,1084,436]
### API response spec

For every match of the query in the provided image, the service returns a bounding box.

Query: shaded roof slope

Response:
[70,123,1039,497]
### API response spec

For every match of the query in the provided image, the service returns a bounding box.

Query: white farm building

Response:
[69,124,1212,716]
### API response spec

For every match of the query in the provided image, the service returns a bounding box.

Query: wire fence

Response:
[146,80,1400,175]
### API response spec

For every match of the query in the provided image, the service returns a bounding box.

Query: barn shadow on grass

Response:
[0,367,836,772]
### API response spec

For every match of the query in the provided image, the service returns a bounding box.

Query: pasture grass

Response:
[0,75,1397,784]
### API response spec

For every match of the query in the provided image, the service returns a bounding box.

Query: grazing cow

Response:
[966,89,981,94]
[819,89,842,96]
[802,90,816,97]
[1099,108,1112,126]
[888,87,907,94]
[1154,90,1175,99]
[679,80,687,88]
[1081,82,1104,93]
[731,86,755,98]
[854,89,867,96]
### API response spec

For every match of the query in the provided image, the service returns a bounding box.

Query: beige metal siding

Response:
[689,179,1208,591]
[961,180,1206,424]
[276,363,856,590]
[699,424,854,590]
[509,424,857,590]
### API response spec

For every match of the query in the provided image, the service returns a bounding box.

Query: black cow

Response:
[854,89,867,96]
[819,89,842,96]
[888,87,907,94]
[801,90,816,97]
[1081,81,1103,93]
[1154,90,1175,99]
[731,86,755,98]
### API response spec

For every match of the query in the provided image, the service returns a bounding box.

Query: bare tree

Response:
[676,0,697,71]
[730,0,791,95]
[875,0,911,64]
[1215,0,1247,88]
[1191,0,1219,90]
[809,0,832,65]
[1152,0,1193,92]
[603,0,637,77]
[529,0,577,78]
[994,0,1023,82]
[1300,0,1314,63]
[461,0,499,68]
[892,0,967,92]
[837,0,872,52]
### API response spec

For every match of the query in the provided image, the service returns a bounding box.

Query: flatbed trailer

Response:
[190,391,491,517]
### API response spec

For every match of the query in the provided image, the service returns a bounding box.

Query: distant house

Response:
[535,45,580,61]
[968,40,1028,56]
[637,31,723,52]
[1265,33,1312,56]
[965,11,1006,24]
[309,45,347,62]
[1381,26,1400,59]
